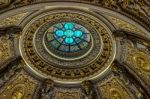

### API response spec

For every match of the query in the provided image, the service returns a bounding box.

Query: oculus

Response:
[44,21,92,60]
[46,22,91,52]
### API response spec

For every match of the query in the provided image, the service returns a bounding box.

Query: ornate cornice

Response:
[0,0,150,32]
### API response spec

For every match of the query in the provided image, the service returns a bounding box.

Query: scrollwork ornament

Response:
[109,88,122,99]
[132,53,150,72]
[0,36,10,63]
[0,71,39,99]
[125,45,150,79]
[53,88,81,99]
[97,76,132,99]
[121,43,150,93]
[11,86,24,99]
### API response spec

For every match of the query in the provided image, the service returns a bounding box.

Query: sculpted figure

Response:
[134,55,150,72]
[12,88,24,99]
[110,88,122,99]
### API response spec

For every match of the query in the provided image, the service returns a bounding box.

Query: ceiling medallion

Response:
[20,9,116,83]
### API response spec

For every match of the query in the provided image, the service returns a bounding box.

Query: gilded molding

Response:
[0,28,20,67]
[0,13,27,27]
[95,62,148,99]
[0,71,38,99]
[97,74,133,99]
[53,88,81,99]
[108,16,149,37]
[123,44,150,89]
[0,0,150,31]
[0,36,10,63]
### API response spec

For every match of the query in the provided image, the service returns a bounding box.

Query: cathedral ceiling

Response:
[0,0,150,99]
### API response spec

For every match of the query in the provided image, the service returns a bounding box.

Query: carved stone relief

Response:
[119,0,150,21]
[97,75,132,99]
[108,16,148,37]
[0,13,28,27]
[81,80,94,99]
[0,35,15,66]
[95,62,149,99]
[122,44,150,91]
[0,36,10,63]
[0,71,39,99]
[0,57,22,88]
[0,0,149,31]
[76,0,150,31]
[53,88,81,99]
[40,79,54,99]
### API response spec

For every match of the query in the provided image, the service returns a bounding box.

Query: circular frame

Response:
[20,8,116,83]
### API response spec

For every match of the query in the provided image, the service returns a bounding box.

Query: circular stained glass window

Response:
[46,22,91,52]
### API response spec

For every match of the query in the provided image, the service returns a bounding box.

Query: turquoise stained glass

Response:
[55,30,64,37]
[64,30,74,38]
[46,22,91,52]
